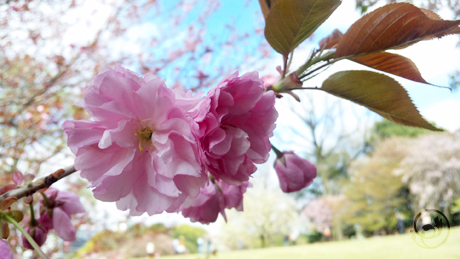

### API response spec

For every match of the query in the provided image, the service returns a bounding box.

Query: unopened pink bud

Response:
[22,225,47,249]
[274,151,317,193]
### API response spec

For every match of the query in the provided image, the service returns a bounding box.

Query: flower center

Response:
[135,125,154,152]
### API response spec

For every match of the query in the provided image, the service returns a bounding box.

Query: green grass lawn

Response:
[158,227,460,259]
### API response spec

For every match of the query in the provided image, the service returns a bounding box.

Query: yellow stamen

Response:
[135,124,154,152]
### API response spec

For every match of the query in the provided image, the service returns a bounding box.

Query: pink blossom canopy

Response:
[198,71,278,184]
[63,65,207,216]
[275,151,317,193]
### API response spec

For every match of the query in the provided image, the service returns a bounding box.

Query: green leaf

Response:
[5,210,24,223]
[321,70,441,131]
[264,0,341,56]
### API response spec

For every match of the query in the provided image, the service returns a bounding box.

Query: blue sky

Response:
[149,0,460,131]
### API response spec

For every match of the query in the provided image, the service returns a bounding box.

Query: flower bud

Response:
[23,195,33,205]
[272,73,302,101]
[272,72,302,91]
[274,151,317,193]
[22,225,47,249]
[38,188,85,241]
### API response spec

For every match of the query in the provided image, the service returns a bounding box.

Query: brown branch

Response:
[0,165,77,203]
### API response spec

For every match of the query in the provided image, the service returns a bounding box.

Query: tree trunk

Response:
[260,234,266,248]
[333,218,343,241]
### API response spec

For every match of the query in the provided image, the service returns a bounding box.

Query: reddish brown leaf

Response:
[0,197,17,211]
[321,70,441,131]
[1,221,10,239]
[335,3,460,58]
[392,8,460,50]
[319,29,343,49]
[351,52,430,85]
[420,8,441,20]
[421,9,460,35]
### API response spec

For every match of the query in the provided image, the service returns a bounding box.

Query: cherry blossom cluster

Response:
[0,173,84,254]
[0,65,316,257]
[61,65,316,224]
[24,188,85,249]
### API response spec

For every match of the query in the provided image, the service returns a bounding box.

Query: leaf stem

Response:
[29,203,37,226]
[289,86,322,91]
[298,61,333,80]
[282,55,288,79]
[3,214,49,259]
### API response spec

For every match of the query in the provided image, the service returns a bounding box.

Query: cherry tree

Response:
[398,131,460,220]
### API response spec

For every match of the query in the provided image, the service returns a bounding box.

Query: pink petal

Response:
[133,174,177,215]
[57,191,85,215]
[53,208,77,241]
[12,171,24,186]
[62,120,106,148]
[0,240,14,259]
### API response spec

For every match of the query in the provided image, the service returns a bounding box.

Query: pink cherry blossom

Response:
[0,240,13,259]
[180,179,250,224]
[38,188,85,241]
[62,65,207,216]
[197,71,278,184]
[180,181,225,224]
[221,180,250,211]
[275,151,317,193]
[22,225,47,249]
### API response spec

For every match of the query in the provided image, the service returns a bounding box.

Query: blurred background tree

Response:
[283,93,371,198]
[343,137,411,235]
[218,179,300,249]
[398,131,460,222]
